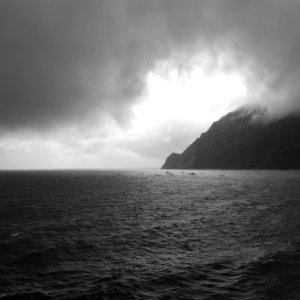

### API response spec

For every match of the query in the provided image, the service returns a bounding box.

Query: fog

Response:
[0,0,299,168]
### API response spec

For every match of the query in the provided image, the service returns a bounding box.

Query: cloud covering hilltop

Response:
[1,0,300,132]
[162,107,300,169]
[1,0,300,168]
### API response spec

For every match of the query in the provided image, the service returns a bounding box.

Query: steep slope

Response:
[162,107,300,169]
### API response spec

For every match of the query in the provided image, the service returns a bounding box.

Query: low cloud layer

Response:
[1,0,300,167]
[1,0,300,132]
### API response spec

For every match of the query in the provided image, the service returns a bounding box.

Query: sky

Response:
[0,0,300,169]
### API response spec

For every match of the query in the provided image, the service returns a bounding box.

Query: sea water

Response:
[0,170,300,299]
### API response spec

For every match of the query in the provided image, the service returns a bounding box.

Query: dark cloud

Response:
[0,0,152,130]
[0,0,300,132]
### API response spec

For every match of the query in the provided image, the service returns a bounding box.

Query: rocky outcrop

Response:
[162,107,300,169]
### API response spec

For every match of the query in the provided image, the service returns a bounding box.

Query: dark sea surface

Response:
[0,170,300,300]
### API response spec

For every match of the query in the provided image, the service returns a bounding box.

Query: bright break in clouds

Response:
[0,0,300,168]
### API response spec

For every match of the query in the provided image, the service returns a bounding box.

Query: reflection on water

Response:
[0,170,300,299]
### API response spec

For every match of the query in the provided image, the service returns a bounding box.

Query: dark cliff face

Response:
[162,107,300,169]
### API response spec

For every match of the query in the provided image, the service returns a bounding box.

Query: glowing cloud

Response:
[131,64,247,134]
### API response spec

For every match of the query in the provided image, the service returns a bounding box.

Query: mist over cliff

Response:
[162,107,300,169]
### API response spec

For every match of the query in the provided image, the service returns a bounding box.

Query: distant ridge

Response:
[162,107,300,169]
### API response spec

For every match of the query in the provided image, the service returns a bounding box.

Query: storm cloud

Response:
[1,0,300,132]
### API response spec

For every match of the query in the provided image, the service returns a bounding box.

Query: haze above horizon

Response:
[0,0,300,169]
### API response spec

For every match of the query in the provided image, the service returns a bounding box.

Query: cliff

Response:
[162,107,300,169]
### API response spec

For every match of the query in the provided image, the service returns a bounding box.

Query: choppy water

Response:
[0,170,300,299]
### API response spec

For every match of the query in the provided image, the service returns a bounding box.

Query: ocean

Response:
[0,169,300,299]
